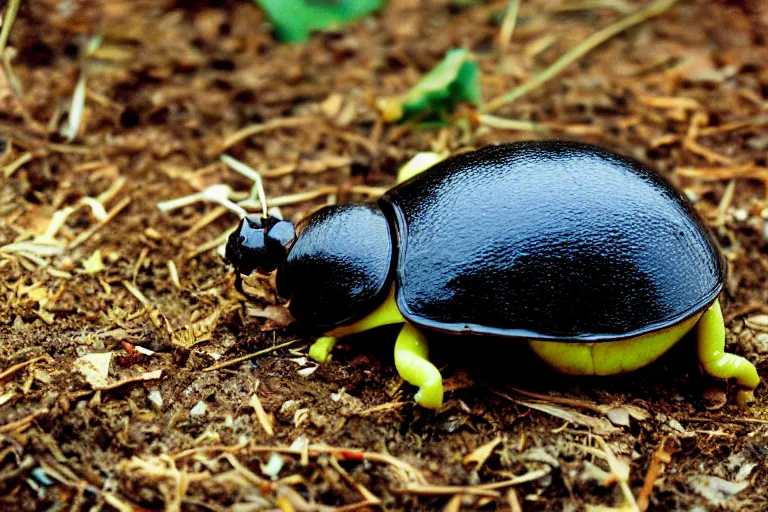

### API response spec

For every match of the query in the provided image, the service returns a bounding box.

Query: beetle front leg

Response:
[309,336,337,363]
[697,300,760,407]
[394,323,444,409]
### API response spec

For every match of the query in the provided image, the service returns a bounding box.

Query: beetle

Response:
[225,140,759,409]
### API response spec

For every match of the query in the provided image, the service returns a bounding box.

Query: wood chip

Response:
[638,95,701,110]
[94,369,163,391]
[515,400,619,435]
[463,437,502,471]
[744,314,768,332]
[249,391,274,437]
[74,353,112,388]
[637,437,675,511]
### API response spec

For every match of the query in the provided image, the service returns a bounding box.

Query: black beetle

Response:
[225,141,759,408]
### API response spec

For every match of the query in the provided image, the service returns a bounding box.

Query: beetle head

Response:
[225,215,295,275]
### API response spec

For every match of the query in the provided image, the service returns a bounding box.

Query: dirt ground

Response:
[1,0,768,510]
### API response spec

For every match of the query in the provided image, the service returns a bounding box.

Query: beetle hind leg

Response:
[394,323,444,409]
[697,300,760,407]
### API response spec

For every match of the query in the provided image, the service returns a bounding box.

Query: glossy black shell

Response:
[277,204,393,330]
[380,141,724,341]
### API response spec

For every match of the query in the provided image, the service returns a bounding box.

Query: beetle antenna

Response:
[220,154,269,218]
[253,170,269,219]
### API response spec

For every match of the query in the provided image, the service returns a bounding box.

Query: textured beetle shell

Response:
[277,204,393,330]
[380,141,724,341]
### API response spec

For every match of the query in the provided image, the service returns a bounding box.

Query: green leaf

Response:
[255,0,383,43]
[379,49,482,122]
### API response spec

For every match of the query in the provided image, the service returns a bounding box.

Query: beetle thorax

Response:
[276,204,394,330]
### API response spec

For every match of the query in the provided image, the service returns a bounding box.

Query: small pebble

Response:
[298,366,317,377]
[148,390,164,410]
[732,208,748,222]
[261,453,284,479]
[190,401,207,417]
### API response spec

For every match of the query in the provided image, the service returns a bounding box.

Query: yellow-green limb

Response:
[394,323,443,409]
[697,300,759,407]
[309,286,404,363]
[326,286,405,338]
[529,313,700,376]
[308,286,444,409]
[309,337,336,363]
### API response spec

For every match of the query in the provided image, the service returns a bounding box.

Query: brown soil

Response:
[1,1,768,510]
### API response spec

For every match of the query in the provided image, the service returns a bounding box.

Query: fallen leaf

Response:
[688,475,749,506]
[25,286,48,302]
[74,353,112,388]
[521,447,560,468]
[255,0,382,43]
[516,400,619,435]
[378,48,481,122]
[82,250,105,274]
[504,387,648,425]
[605,408,630,427]
[134,345,155,356]
[148,390,163,411]
[463,436,501,471]
[623,405,650,421]
[667,419,695,437]
[702,385,727,410]
[0,391,16,407]
[246,305,295,327]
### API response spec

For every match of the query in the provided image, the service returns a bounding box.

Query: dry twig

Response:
[68,196,132,249]
[39,458,140,512]
[203,339,303,372]
[0,0,20,57]
[0,355,51,382]
[637,437,675,511]
[485,0,679,113]
[498,0,521,56]
[220,116,319,152]
[0,408,49,434]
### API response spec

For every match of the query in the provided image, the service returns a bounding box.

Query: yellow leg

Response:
[326,286,404,338]
[697,300,760,407]
[309,336,337,363]
[394,323,443,409]
[310,286,405,363]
